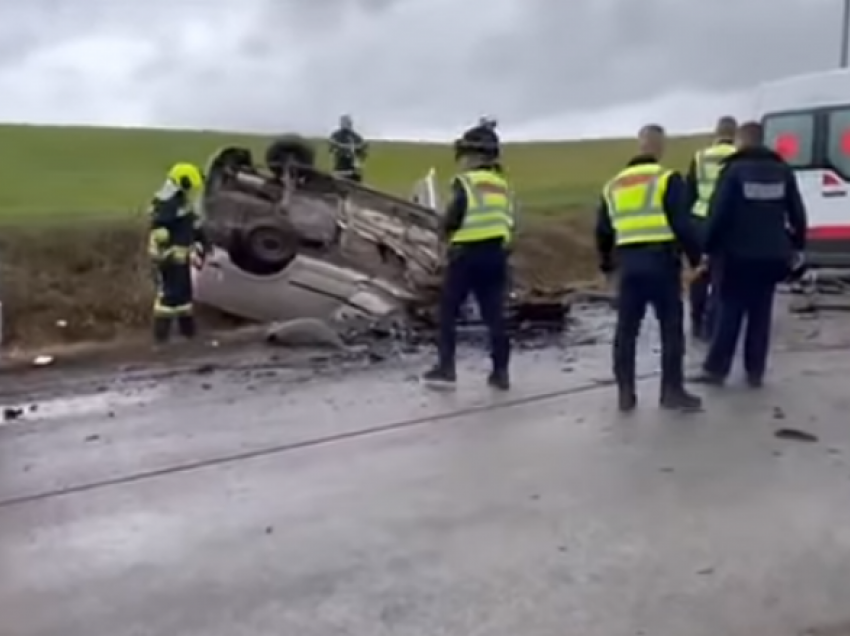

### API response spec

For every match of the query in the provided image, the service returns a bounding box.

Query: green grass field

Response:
[0,124,711,347]
[0,124,710,222]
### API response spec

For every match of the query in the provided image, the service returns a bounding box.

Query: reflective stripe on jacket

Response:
[450,169,513,244]
[148,228,192,263]
[692,142,736,217]
[147,181,201,263]
[603,163,675,246]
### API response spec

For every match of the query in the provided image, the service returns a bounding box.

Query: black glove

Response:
[599,257,614,275]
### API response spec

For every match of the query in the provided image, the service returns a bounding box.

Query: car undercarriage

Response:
[192,136,568,332]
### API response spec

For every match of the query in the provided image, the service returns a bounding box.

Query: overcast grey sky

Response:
[0,0,840,139]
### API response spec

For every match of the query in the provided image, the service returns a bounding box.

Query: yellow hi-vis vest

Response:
[692,142,736,217]
[603,163,675,246]
[450,169,514,244]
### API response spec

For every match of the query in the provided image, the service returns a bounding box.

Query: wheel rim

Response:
[248,227,295,264]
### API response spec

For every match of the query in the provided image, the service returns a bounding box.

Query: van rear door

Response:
[763,107,850,268]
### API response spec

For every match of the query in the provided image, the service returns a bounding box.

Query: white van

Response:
[753,68,850,268]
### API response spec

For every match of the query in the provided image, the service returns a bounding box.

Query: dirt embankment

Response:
[0,213,596,350]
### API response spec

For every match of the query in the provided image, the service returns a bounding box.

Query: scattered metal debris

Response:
[787,269,850,314]
[3,406,23,421]
[266,318,348,349]
[774,428,819,443]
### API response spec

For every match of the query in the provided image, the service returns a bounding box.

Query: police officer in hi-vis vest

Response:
[596,124,703,413]
[422,128,513,391]
[684,116,737,341]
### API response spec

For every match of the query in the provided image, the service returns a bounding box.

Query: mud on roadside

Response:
[0,213,597,356]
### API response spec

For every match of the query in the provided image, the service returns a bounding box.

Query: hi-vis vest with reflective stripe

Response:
[450,169,513,244]
[603,164,675,246]
[692,142,736,217]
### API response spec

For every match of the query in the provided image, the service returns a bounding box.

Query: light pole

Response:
[842,0,850,67]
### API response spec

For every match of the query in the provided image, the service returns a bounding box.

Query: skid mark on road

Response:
[0,373,649,510]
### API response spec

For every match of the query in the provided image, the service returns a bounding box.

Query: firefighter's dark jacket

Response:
[150,189,207,255]
[595,155,701,275]
[683,137,734,210]
[329,129,368,157]
[703,146,808,264]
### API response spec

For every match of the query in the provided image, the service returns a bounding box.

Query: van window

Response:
[763,112,815,166]
[825,107,850,178]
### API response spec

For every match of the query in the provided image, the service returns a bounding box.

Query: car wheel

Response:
[228,224,298,276]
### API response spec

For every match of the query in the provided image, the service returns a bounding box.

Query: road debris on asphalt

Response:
[774,427,820,443]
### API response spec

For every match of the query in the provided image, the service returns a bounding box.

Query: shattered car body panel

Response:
[193,140,445,318]
[193,248,415,323]
[192,138,567,329]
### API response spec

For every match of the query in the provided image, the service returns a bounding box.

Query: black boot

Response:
[152,316,171,344]
[745,374,763,389]
[487,368,510,391]
[617,386,637,413]
[660,386,703,412]
[689,369,725,386]
[178,315,197,339]
[422,365,457,386]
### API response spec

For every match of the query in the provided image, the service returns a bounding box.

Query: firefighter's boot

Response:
[178,315,197,340]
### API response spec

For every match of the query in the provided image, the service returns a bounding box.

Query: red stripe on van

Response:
[808,225,850,239]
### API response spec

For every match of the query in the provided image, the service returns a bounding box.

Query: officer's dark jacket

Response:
[703,146,808,264]
[683,138,734,211]
[596,155,701,275]
[442,164,505,242]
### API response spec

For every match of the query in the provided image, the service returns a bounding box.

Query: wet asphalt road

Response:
[2,304,850,636]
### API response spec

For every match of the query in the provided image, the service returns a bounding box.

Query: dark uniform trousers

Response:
[689,261,724,338]
[688,218,715,338]
[703,262,779,380]
[615,267,685,390]
[689,266,709,332]
[438,239,509,372]
[333,158,362,182]
[150,218,199,343]
[154,260,195,339]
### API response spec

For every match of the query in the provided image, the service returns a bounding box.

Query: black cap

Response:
[455,127,498,160]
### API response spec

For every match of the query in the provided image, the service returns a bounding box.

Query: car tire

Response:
[265,135,316,172]
[228,223,298,276]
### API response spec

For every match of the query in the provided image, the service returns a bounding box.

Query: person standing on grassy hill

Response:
[685,116,738,342]
[328,114,368,182]
[148,162,208,346]
[692,121,808,388]
[596,124,703,413]
[422,127,513,391]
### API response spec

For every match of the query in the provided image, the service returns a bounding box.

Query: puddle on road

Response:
[2,385,166,425]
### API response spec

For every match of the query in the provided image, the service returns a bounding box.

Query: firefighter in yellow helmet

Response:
[685,115,738,341]
[148,162,208,345]
[596,124,703,412]
[421,128,513,390]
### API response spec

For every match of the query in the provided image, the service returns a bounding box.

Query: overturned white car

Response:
[192,136,566,328]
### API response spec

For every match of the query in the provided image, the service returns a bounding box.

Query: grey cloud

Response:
[0,0,842,138]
